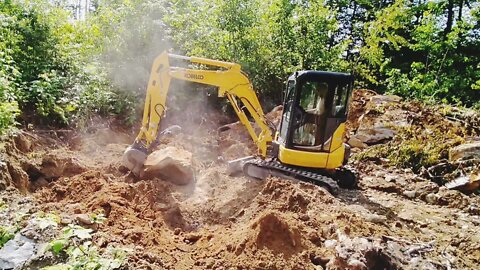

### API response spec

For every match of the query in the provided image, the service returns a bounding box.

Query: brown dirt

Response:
[346,89,378,134]
[1,94,479,269]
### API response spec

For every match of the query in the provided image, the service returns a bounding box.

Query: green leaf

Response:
[0,228,15,248]
[73,227,92,240]
[37,216,59,230]
[50,239,68,255]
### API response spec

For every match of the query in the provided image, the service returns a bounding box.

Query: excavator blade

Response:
[123,145,148,176]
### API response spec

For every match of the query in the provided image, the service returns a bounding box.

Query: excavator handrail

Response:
[133,51,273,157]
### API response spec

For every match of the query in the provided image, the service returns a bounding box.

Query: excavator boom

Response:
[123,52,273,175]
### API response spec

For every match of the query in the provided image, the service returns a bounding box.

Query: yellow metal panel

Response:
[329,123,345,151]
[278,124,346,169]
[325,144,346,169]
[278,145,328,168]
[278,144,345,169]
[133,51,273,157]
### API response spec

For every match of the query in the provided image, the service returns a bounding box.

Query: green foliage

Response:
[45,224,127,270]
[35,212,61,230]
[162,0,348,106]
[354,126,465,172]
[357,0,480,106]
[0,101,20,135]
[0,226,15,248]
[88,212,106,225]
[1,0,479,132]
[0,0,136,130]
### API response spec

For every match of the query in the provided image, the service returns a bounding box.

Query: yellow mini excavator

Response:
[123,51,356,194]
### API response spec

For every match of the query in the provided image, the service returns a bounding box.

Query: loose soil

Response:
[1,91,479,269]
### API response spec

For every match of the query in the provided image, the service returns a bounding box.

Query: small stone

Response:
[370,95,402,105]
[310,253,329,267]
[365,213,387,224]
[75,214,93,225]
[348,259,367,269]
[299,214,310,221]
[184,233,202,243]
[173,228,182,235]
[449,142,480,161]
[60,217,73,225]
[403,190,416,199]
[152,203,169,211]
[384,175,396,182]
[353,127,396,145]
[347,137,368,149]
[324,239,337,248]
[425,193,438,204]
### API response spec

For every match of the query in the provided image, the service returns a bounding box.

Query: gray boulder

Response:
[143,146,194,185]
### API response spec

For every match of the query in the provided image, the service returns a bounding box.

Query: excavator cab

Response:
[275,71,353,170]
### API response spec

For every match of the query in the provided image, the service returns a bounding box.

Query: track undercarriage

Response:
[228,157,357,195]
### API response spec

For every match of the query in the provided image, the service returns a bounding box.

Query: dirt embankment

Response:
[1,90,479,269]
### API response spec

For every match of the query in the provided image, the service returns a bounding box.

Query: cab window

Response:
[292,81,329,146]
[279,81,295,142]
[331,83,351,117]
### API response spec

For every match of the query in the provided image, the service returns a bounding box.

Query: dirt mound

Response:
[250,211,303,252]
[2,98,480,269]
[347,89,378,133]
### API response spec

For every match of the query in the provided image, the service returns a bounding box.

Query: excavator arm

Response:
[124,51,273,175]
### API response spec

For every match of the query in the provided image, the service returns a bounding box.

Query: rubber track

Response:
[244,159,340,195]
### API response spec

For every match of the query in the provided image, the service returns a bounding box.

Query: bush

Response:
[0,0,137,129]
[0,101,20,135]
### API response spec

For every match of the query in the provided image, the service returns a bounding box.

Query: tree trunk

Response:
[444,0,454,36]
[346,1,358,60]
[458,0,464,22]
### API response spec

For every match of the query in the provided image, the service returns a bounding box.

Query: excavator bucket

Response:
[123,145,148,176]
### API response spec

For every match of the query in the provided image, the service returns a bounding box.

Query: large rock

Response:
[347,137,368,149]
[40,154,86,178]
[143,146,194,185]
[13,132,32,153]
[449,142,480,161]
[445,174,480,193]
[370,95,402,105]
[0,234,36,269]
[350,127,396,145]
